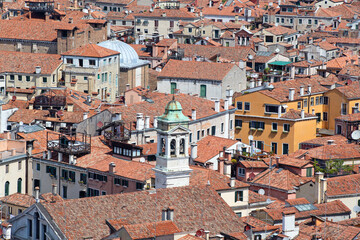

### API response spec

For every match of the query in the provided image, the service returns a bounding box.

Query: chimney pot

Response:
[224,99,229,110]
[109,162,116,173]
[144,116,150,129]
[214,99,220,112]
[230,177,235,188]
[308,84,312,94]
[11,148,16,156]
[192,108,197,120]
[289,88,295,101]
[52,184,57,195]
[300,85,304,96]
[35,187,40,203]
[191,143,198,160]
[205,231,210,240]
[301,109,305,119]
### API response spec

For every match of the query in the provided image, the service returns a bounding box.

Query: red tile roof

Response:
[334,81,360,100]
[0,51,61,75]
[326,174,360,197]
[299,135,348,146]
[193,136,238,164]
[158,59,236,81]
[41,185,246,239]
[248,190,276,204]
[264,25,297,35]
[133,8,198,19]
[305,143,360,160]
[62,43,119,58]
[238,160,268,169]
[280,109,316,120]
[0,193,35,208]
[121,221,181,239]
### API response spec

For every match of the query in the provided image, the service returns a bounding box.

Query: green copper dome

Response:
[158,100,190,123]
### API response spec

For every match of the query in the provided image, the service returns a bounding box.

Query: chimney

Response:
[230,177,235,188]
[109,162,116,173]
[167,207,174,220]
[153,117,158,128]
[282,209,298,239]
[52,184,57,195]
[35,186,40,203]
[226,87,233,104]
[69,155,74,165]
[83,112,88,120]
[301,109,305,119]
[136,113,144,130]
[315,172,326,204]
[11,148,16,156]
[239,60,246,69]
[308,84,312,94]
[327,140,335,145]
[312,109,315,115]
[300,85,304,96]
[191,143,197,159]
[35,66,41,74]
[249,79,255,88]
[215,99,220,112]
[276,156,280,167]
[58,152,63,162]
[162,12,166,17]
[69,17,73,24]
[289,88,295,101]
[161,209,167,221]
[1,222,12,240]
[256,79,262,87]
[126,84,130,91]
[144,116,150,129]
[113,113,122,121]
[224,99,229,110]
[192,108,197,120]
[205,231,210,240]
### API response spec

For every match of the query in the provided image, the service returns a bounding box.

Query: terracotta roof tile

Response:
[264,25,297,35]
[178,234,204,240]
[62,44,119,58]
[299,135,348,146]
[40,185,246,239]
[280,109,316,119]
[248,190,276,204]
[121,221,181,239]
[326,174,360,197]
[306,143,360,160]
[134,8,198,19]
[238,160,268,169]
[285,198,310,206]
[0,193,35,208]
[158,59,235,81]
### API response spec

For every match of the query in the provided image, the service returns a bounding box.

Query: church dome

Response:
[98,39,148,68]
[158,99,190,123]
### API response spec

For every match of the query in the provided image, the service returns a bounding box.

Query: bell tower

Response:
[153,98,192,189]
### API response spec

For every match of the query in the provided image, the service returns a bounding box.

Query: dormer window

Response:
[234,6,242,13]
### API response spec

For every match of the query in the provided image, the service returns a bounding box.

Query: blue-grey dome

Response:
[98,40,149,68]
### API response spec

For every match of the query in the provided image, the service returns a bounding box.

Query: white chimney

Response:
[300,85,304,96]
[136,113,144,130]
[327,139,335,145]
[35,66,41,74]
[226,87,233,104]
[83,112,88,120]
[282,210,298,239]
[192,108,196,120]
[250,79,255,88]
[256,79,262,87]
[153,117,158,129]
[109,162,116,173]
[35,186,40,203]
[301,109,305,119]
[289,88,295,101]
[2,222,12,240]
[112,113,121,121]
[205,231,210,240]
[230,177,235,188]
[239,60,246,69]
[224,99,229,110]
[126,84,130,91]
[308,84,312,94]
[191,143,198,159]
[312,109,315,115]
[52,184,57,195]
[69,154,74,165]
[58,152,63,162]
[315,172,327,204]
[215,100,220,112]
[144,116,150,129]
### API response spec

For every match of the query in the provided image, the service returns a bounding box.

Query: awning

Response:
[268,61,292,66]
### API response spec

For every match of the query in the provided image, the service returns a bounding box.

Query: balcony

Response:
[47,132,91,156]
[98,120,130,142]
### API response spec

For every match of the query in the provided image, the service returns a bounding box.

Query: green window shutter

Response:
[200,85,206,98]
[171,83,177,94]
[235,191,238,202]
[5,181,9,196]
[240,191,243,201]
[17,178,22,193]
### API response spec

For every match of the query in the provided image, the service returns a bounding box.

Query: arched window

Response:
[161,138,166,155]
[5,181,9,196]
[170,139,176,156]
[180,138,185,154]
[17,178,22,193]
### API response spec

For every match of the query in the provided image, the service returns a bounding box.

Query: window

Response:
[88,188,100,197]
[10,75,14,81]
[236,102,243,110]
[323,96,328,105]
[42,224,47,240]
[323,112,328,121]
[26,76,31,82]
[102,191,106,195]
[230,120,233,130]
[336,125,342,135]
[69,171,75,182]
[316,113,321,122]
[315,19,318,24]
[255,141,264,150]
[341,103,347,115]
[290,18,293,24]
[244,102,250,111]
[114,178,121,185]
[63,186,67,198]
[304,98,308,108]
[271,142,278,154]
[18,161,22,170]
[238,168,245,176]
[235,119,242,128]
[200,85,207,98]
[283,124,290,132]
[18,75,22,81]
[188,27,192,32]
[265,105,285,114]
[36,163,40,171]
[272,122,278,131]
[235,191,243,201]
[66,58,73,64]
[189,133,192,143]
[299,19,302,24]
[170,21,174,27]
[283,143,289,155]
[211,126,216,135]
[5,181,9,196]
[171,82,177,94]
[276,18,279,23]
[46,166,56,177]
[28,219,33,237]
[5,164,9,173]
[89,59,96,66]
[42,77,47,83]
[281,18,284,23]
[136,182,144,190]
[306,167,312,177]
[236,212,242,217]
[316,96,320,105]
[308,19,312,24]
[80,173,87,184]
[221,123,224,133]
[297,102,301,109]
[249,121,265,130]
[197,130,200,140]
[310,97,314,106]
[155,20,159,27]
[17,178,22,193]
[265,36,274,42]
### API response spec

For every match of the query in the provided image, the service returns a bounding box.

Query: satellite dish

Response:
[275,48,280,53]
[266,198,272,204]
[139,157,145,163]
[19,121,23,126]
[248,54,253,60]
[353,205,360,213]
[195,229,205,237]
[258,189,265,195]
[248,135,254,141]
[352,130,360,140]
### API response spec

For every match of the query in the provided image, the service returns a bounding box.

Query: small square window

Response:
[283,124,290,132]
[244,102,250,111]
[272,123,278,131]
